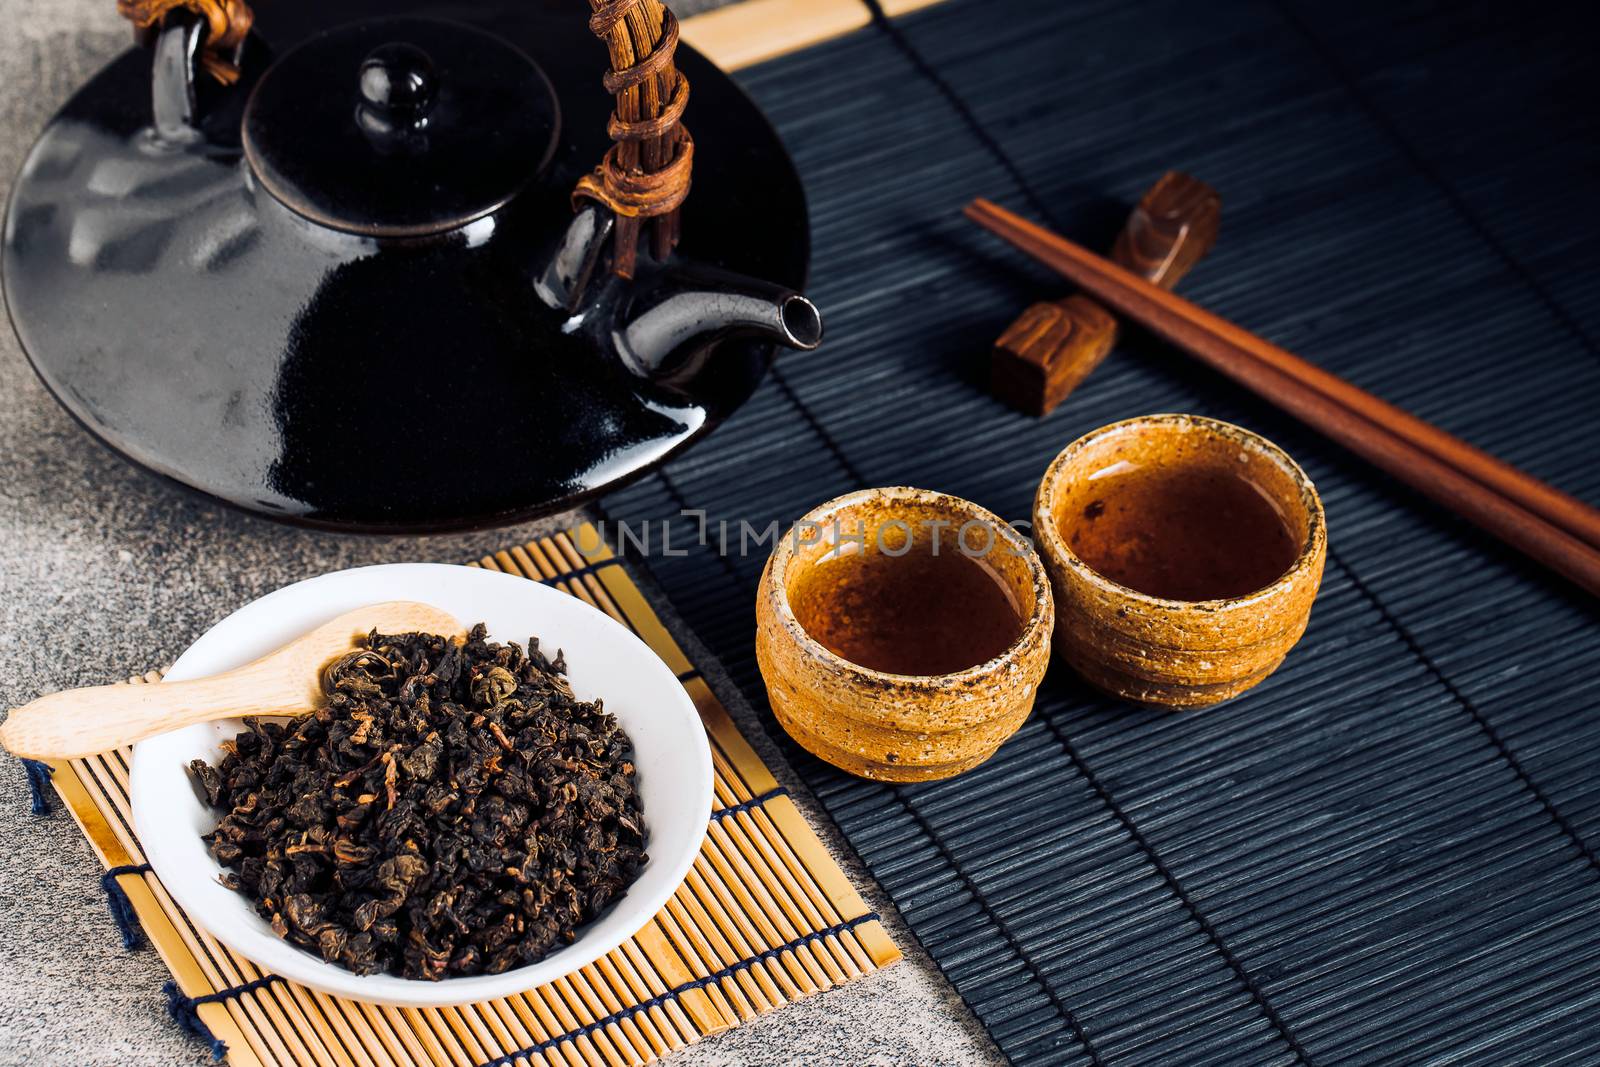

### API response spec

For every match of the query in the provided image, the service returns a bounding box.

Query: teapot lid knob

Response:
[358,43,438,127]
[241,17,559,238]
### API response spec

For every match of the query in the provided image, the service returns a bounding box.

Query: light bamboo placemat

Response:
[683,0,947,70]
[38,524,898,1066]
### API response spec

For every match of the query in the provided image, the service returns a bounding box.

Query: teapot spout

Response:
[694,286,823,351]
[615,268,823,379]
[535,206,824,381]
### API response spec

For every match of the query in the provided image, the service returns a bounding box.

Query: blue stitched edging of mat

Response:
[101,863,152,950]
[35,778,802,1059]
[159,914,880,1065]
[164,976,286,1062]
[21,758,53,815]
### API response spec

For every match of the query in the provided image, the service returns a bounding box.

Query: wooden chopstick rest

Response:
[990,172,1220,415]
[1111,171,1221,287]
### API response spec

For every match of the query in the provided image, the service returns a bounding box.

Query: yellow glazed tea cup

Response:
[1034,414,1326,707]
[756,487,1053,781]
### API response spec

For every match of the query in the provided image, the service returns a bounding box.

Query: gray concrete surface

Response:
[0,2,1003,1064]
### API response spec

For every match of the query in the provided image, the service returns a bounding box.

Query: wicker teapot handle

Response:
[117,0,690,276]
[118,0,252,82]
[573,0,692,277]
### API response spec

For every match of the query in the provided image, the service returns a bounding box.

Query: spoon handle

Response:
[0,666,309,761]
[1,601,461,761]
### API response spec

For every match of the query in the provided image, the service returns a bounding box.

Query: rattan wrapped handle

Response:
[574,0,692,276]
[117,0,691,276]
[118,0,252,83]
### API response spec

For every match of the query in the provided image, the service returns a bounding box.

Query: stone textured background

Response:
[0,2,998,1063]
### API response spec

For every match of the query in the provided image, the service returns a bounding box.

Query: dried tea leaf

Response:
[190,624,647,979]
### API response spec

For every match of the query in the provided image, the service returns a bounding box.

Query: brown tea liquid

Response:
[788,541,1023,676]
[1064,461,1300,600]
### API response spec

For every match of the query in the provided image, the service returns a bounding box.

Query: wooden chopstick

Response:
[965,197,1600,597]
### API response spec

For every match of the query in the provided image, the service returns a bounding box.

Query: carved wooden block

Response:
[1112,171,1221,288]
[990,295,1116,416]
[990,171,1220,415]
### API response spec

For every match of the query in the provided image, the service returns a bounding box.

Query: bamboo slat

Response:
[681,0,950,71]
[39,524,897,1066]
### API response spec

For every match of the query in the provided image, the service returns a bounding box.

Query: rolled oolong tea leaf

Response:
[189,624,647,980]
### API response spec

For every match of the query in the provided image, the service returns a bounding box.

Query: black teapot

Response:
[2,0,818,531]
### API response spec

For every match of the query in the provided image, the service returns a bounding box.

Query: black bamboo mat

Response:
[603,0,1600,1062]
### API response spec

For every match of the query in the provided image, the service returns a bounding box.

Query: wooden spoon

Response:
[1,601,462,760]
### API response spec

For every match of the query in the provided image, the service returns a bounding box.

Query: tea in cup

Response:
[1034,414,1326,707]
[756,487,1053,781]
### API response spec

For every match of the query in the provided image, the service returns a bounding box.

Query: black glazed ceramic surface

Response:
[244,18,562,237]
[2,0,812,532]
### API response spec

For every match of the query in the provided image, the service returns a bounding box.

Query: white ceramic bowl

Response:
[129,563,711,1007]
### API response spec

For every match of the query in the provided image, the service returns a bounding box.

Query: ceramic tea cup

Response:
[1034,414,1326,708]
[756,487,1053,782]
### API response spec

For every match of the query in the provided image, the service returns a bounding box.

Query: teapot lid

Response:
[242,17,560,237]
